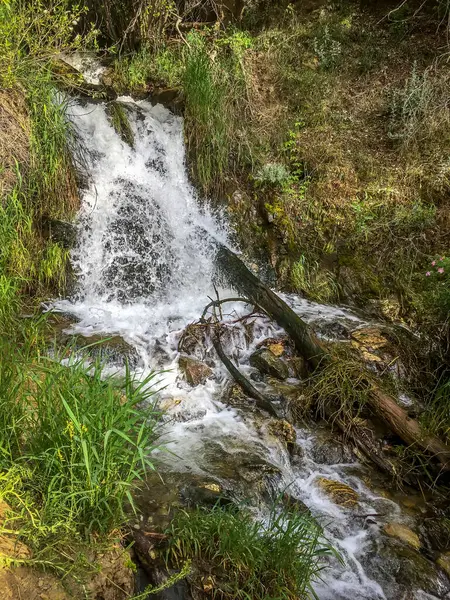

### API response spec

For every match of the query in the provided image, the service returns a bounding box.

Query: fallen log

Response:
[215,247,327,370]
[211,324,278,418]
[215,246,450,473]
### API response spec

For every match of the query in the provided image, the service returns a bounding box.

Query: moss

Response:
[107,101,134,148]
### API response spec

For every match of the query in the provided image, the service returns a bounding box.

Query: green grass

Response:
[167,501,334,600]
[0,336,161,535]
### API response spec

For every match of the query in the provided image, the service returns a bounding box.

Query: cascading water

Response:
[53,98,449,600]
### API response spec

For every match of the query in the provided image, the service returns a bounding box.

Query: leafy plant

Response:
[255,162,291,187]
[313,25,342,69]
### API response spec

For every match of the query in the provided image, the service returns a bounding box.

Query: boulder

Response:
[316,477,359,508]
[179,356,213,386]
[383,523,421,550]
[249,348,289,380]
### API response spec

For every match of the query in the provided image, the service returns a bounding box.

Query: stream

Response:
[52,97,450,600]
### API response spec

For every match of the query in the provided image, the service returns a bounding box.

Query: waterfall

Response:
[52,98,446,600]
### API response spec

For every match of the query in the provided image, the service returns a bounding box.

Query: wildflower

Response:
[440,257,444,261]
[431,260,436,266]
[426,271,431,276]
[65,420,75,439]
[438,267,445,274]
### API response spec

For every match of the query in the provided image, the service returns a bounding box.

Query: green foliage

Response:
[291,256,339,304]
[421,379,450,445]
[167,501,333,600]
[107,101,135,147]
[313,25,342,70]
[302,346,372,425]
[0,0,97,88]
[388,63,434,145]
[421,255,450,321]
[0,335,161,535]
[112,46,182,92]
[255,162,291,187]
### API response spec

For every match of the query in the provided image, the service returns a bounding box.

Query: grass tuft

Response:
[167,500,334,600]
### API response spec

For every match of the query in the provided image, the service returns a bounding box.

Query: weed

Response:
[167,500,334,599]
[255,162,291,186]
[107,101,135,147]
[291,255,340,303]
[388,63,434,145]
[0,335,162,535]
[313,25,342,70]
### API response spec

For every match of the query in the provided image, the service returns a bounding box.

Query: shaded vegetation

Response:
[167,501,334,599]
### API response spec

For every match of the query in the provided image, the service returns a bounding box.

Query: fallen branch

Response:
[211,325,278,417]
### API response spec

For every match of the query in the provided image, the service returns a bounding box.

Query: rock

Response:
[268,419,297,447]
[383,523,421,550]
[309,428,356,465]
[41,216,77,249]
[438,552,450,578]
[225,383,255,410]
[249,348,289,380]
[178,355,213,386]
[316,477,359,508]
[367,538,450,599]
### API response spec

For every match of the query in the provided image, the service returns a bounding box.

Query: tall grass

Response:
[167,501,334,599]
[0,336,161,536]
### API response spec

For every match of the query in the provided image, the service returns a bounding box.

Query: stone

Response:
[383,523,421,550]
[249,348,289,380]
[178,355,213,386]
[437,552,450,578]
[268,419,297,447]
[288,356,309,379]
[316,477,359,508]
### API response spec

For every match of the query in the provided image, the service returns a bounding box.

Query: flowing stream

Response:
[52,98,449,600]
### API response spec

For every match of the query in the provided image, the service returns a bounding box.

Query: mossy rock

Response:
[249,348,289,380]
[383,523,421,550]
[437,552,450,578]
[178,356,214,386]
[316,477,359,508]
[268,419,297,447]
[107,101,134,147]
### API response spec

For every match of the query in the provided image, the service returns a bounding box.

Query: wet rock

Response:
[316,477,359,508]
[41,216,77,249]
[225,383,256,410]
[386,543,450,598]
[179,356,213,386]
[178,323,208,359]
[309,428,357,465]
[249,348,289,380]
[268,419,297,448]
[58,331,140,369]
[438,552,450,578]
[266,378,303,401]
[383,523,421,550]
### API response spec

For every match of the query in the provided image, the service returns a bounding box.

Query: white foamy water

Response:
[52,98,447,600]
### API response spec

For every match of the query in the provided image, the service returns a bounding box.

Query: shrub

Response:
[167,501,334,599]
[255,162,291,186]
[388,63,434,145]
